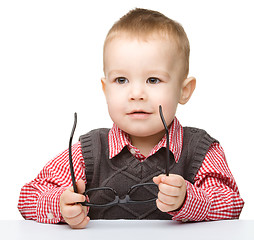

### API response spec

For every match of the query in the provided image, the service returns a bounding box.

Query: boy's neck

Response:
[129,131,165,157]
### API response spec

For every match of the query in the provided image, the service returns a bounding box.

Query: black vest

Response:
[79,127,217,220]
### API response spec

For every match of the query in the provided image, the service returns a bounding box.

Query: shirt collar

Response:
[108,117,183,163]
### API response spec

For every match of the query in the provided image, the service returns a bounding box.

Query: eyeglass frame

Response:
[68,105,172,207]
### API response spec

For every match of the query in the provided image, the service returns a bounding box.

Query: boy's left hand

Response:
[153,174,187,212]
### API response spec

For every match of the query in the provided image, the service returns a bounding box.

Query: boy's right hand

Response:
[60,179,90,229]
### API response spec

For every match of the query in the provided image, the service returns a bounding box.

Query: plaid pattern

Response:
[18,117,244,223]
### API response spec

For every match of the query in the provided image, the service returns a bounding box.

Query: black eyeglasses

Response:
[68,105,171,207]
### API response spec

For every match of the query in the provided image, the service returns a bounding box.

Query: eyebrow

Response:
[146,70,171,79]
[107,70,131,78]
[107,70,171,79]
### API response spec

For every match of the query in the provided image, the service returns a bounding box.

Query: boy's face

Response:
[102,35,194,143]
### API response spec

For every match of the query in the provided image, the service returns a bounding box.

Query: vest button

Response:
[130,148,136,155]
[190,128,198,133]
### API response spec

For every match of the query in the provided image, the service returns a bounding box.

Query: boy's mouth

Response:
[127,110,152,119]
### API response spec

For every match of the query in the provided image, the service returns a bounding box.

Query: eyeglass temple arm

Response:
[159,105,170,176]
[68,112,78,193]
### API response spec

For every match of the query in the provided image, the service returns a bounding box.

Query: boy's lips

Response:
[127,110,152,119]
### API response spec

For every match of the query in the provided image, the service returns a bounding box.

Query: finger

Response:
[62,190,86,205]
[65,209,87,227]
[153,174,168,185]
[158,191,177,205]
[161,174,184,187]
[153,176,161,185]
[82,205,88,215]
[156,199,174,212]
[76,179,86,194]
[61,203,83,219]
[159,183,181,197]
[70,216,90,229]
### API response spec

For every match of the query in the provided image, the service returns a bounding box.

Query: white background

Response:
[0,0,253,220]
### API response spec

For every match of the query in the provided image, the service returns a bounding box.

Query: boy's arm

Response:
[168,142,244,221]
[18,142,86,224]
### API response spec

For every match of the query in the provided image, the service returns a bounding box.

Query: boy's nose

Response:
[129,83,146,101]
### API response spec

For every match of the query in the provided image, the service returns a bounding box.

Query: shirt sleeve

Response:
[17,141,86,224]
[168,142,244,221]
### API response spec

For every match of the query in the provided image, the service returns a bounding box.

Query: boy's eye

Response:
[115,77,129,84]
[146,77,161,84]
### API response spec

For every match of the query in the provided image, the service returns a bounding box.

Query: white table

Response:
[1,220,253,240]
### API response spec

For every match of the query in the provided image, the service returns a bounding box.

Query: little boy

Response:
[18,8,244,229]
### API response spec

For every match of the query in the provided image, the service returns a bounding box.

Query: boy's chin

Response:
[127,128,165,139]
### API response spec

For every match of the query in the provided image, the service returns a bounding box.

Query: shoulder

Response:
[79,128,111,154]
[79,128,110,140]
[183,126,219,144]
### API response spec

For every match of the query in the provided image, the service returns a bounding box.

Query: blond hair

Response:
[103,8,190,77]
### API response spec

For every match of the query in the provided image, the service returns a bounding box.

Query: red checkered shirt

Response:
[18,117,244,223]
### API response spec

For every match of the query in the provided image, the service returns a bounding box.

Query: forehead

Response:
[103,34,181,73]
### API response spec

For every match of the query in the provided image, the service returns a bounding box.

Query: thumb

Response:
[76,179,86,194]
[153,176,160,185]
[153,174,166,185]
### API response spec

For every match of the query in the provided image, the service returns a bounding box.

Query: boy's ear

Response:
[179,77,196,105]
[101,77,106,94]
